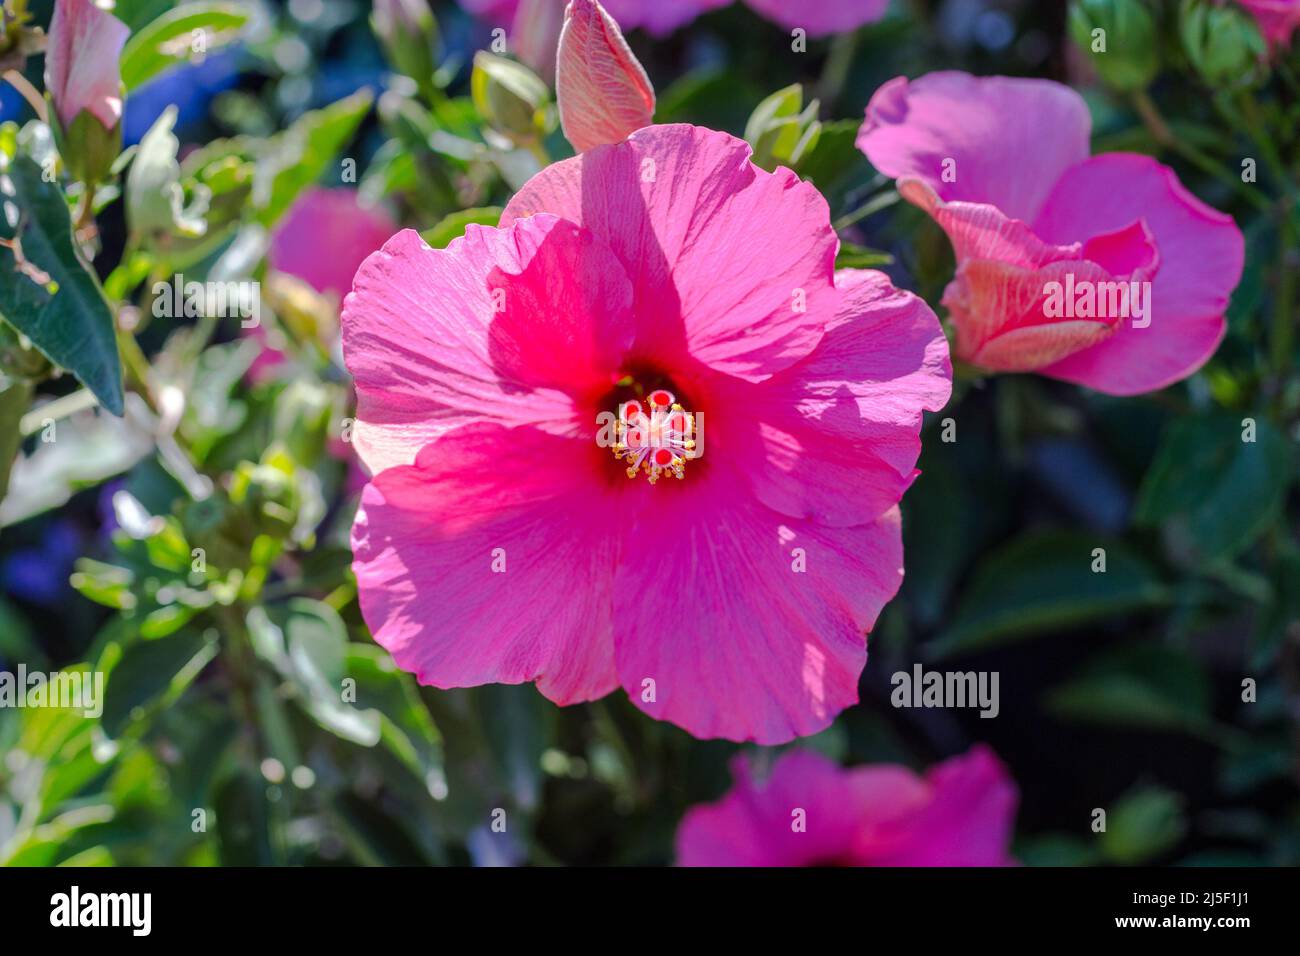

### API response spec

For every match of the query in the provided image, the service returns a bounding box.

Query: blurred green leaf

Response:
[421,207,503,248]
[1136,414,1292,562]
[0,156,123,414]
[214,769,275,865]
[254,90,373,229]
[1100,786,1186,864]
[251,600,382,746]
[0,401,153,528]
[120,2,251,91]
[479,684,552,812]
[101,629,218,738]
[1045,643,1213,735]
[835,242,894,269]
[931,532,1168,656]
[327,791,429,866]
[0,379,31,503]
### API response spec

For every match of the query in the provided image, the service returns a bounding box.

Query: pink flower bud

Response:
[44,0,129,131]
[556,0,654,153]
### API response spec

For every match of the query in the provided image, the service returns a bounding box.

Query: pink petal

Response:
[1034,154,1243,394]
[604,0,730,34]
[858,72,1091,223]
[677,745,1018,866]
[353,422,620,704]
[45,0,130,130]
[742,0,889,36]
[340,215,635,474]
[612,481,903,743]
[1238,0,1300,46]
[269,188,395,298]
[677,751,885,866]
[459,0,520,21]
[724,269,951,526]
[859,745,1019,866]
[503,124,838,382]
[556,0,656,153]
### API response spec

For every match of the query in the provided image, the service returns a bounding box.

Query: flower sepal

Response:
[49,101,122,188]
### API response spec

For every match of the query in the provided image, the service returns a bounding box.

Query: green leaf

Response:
[421,207,503,248]
[0,399,153,527]
[0,155,123,414]
[478,684,551,811]
[250,599,382,746]
[797,119,867,193]
[1136,414,1293,561]
[120,2,252,91]
[126,107,210,246]
[327,791,430,866]
[0,595,43,667]
[100,629,218,738]
[214,770,276,865]
[835,242,894,269]
[1045,643,1213,735]
[1100,786,1186,865]
[930,531,1169,656]
[0,379,32,502]
[253,91,374,229]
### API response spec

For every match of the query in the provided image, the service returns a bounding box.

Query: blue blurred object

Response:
[123,48,244,144]
[1026,437,1132,532]
[1,519,83,607]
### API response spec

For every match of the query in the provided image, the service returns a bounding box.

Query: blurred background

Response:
[0,0,1297,866]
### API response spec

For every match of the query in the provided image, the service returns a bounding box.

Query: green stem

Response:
[833,189,900,231]
[1,68,46,123]
[1233,92,1294,199]
[816,28,861,110]
[1272,206,1296,383]
[1132,90,1270,213]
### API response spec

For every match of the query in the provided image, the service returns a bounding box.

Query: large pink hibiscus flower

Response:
[676,746,1018,866]
[857,71,1244,395]
[342,123,950,743]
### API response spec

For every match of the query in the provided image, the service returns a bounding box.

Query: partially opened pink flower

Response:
[676,746,1018,866]
[858,71,1244,395]
[44,0,130,130]
[1236,0,1300,46]
[343,124,950,743]
[556,0,655,152]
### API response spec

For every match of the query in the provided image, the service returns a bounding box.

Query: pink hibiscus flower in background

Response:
[1236,0,1300,46]
[464,0,885,45]
[343,122,950,743]
[676,746,1018,866]
[268,188,397,300]
[248,188,395,383]
[857,71,1244,396]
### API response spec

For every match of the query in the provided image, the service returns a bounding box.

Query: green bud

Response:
[1068,0,1160,92]
[230,449,300,540]
[50,106,122,187]
[1179,0,1268,89]
[471,52,550,147]
[371,0,440,94]
[744,84,822,173]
